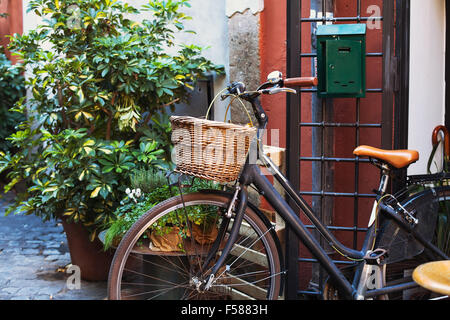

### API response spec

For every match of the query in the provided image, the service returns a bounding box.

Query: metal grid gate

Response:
[285,0,410,299]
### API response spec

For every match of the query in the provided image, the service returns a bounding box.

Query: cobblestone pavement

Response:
[0,193,107,300]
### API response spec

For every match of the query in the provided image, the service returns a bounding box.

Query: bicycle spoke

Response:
[110,194,281,300]
[128,253,189,277]
[123,267,187,287]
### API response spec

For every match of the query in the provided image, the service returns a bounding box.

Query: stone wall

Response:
[226,1,264,125]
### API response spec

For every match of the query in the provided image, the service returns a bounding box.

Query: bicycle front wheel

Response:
[108,191,283,300]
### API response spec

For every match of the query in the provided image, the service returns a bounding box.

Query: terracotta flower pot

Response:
[148,224,219,253]
[191,223,218,245]
[149,227,183,252]
[61,218,114,281]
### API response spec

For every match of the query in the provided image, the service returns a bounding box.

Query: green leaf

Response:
[63,208,76,216]
[101,67,109,77]
[43,186,58,193]
[99,187,109,199]
[90,186,102,198]
[83,139,95,147]
[79,169,87,181]
[77,89,85,102]
[102,166,115,173]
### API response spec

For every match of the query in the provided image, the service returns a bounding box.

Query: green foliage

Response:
[0,0,223,239]
[130,168,167,194]
[103,178,220,250]
[0,52,26,154]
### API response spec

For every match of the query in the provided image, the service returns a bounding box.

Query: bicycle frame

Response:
[222,152,447,300]
[236,156,366,300]
[201,83,448,299]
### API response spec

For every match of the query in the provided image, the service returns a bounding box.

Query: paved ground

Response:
[0,193,107,300]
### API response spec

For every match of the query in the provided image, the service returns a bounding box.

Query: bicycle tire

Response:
[377,185,450,299]
[108,190,283,300]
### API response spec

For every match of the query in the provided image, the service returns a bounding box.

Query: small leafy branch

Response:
[0,0,223,239]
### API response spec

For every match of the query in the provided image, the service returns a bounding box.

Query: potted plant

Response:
[0,0,222,280]
[102,169,221,253]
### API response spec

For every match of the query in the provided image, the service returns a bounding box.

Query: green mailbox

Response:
[316,24,366,98]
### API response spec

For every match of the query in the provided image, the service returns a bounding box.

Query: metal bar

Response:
[318,0,329,291]
[357,0,362,22]
[299,191,375,198]
[301,52,383,57]
[392,0,411,193]
[301,123,381,128]
[299,157,371,163]
[298,258,357,265]
[365,281,418,299]
[354,97,361,249]
[301,16,382,22]
[305,225,368,232]
[285,0,302,300]
[308,0,328,294]
[381,0,395,150]
[300,88,383,93]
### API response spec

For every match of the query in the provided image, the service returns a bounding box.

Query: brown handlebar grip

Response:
[284,77,318,88]
[432,125,450,158]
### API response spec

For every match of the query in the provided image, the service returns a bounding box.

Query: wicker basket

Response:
[170,116,257,183]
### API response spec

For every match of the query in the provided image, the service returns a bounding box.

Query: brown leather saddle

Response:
[353,145,419,169]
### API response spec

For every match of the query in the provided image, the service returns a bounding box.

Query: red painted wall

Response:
[259,0,385,292]
[259,0,288,149]
[0,0,23,62]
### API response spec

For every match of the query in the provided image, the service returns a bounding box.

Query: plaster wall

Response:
[408,0,446,175]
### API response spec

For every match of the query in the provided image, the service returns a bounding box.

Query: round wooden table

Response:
[412,261,450,296]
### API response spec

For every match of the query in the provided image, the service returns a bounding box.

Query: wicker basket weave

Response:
[170,116,257,183]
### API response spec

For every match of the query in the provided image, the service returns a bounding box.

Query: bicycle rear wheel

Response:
[108,191,283,300]
[377,185,450,299]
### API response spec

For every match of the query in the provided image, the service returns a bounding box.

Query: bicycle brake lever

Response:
[262,87,297,95]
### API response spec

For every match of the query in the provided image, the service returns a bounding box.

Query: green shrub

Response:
[0,0,223,240]
[0,51,26,154]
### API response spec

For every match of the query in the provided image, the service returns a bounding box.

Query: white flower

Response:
[125,188,131,195]
[135,188,142,198]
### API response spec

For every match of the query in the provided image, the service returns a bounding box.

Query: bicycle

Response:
[107,71,450,300]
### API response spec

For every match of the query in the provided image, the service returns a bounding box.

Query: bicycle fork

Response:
[200,186,249,291]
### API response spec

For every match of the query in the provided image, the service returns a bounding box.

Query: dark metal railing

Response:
[286,0,404,299]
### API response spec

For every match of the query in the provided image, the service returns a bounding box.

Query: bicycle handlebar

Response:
[224,74,318,128]
[283,77,318,88]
